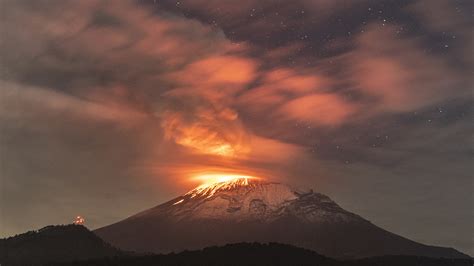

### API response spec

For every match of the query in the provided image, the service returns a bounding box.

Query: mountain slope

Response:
[94,178,468,259]
[0,224,121,265]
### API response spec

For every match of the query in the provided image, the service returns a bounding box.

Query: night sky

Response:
[0,0,472,255]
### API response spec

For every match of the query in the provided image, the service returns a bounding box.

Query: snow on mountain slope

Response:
[132,178,358,222]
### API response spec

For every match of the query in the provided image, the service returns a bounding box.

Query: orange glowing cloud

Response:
[157,52,258,158]
[247,136,303,163]
[345,24,465,113]
[163,54,259,103]
[262,68,328,94]
[149,131,304,190]
[160,110,250,157]
[278,94,356,126]
[236,68,348,126]
[239,68,329,106]
[180,55,257,85]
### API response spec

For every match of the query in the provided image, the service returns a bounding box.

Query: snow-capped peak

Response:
[141,177,358,224]
[185,177,258,199]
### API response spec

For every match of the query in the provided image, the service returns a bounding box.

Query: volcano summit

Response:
[95,178,467,259]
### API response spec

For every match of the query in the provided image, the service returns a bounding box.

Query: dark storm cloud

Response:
[0,0,472,255]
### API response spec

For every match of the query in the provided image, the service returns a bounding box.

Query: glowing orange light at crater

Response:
[186,173,261,198]
[193,173,259,186]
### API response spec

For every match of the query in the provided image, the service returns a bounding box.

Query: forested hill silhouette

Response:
[57,243,471,266]
[0,224,122,265]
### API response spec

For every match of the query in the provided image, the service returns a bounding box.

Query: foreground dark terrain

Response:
[0,225,471,266]
[58,243,472,266]
[0,225,121,265]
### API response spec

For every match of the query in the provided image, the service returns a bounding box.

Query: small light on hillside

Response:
[73,215,85,225]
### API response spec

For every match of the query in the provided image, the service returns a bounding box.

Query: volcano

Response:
[94,178,468,259]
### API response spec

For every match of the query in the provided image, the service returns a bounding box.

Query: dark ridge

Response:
[0,224,122,265]
[53,242,472,266]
